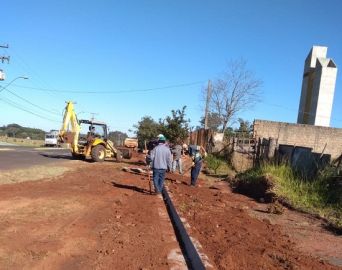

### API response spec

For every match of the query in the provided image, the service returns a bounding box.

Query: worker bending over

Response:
[188,145,207,187]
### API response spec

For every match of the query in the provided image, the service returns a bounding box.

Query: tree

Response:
[199,112,221,131]
[159,106,189,144]
[108,130,128,146]
[235,118,253,137]
[208,59,262,133]
[133,116,161,148]
[133,107,189,148]
[0,123,45,139]
[224,126,235,138]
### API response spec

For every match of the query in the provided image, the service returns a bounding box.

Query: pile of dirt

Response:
[230,175,275,202]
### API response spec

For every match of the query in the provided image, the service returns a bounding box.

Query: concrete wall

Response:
[253,120,342,159]
[231,151,254,172]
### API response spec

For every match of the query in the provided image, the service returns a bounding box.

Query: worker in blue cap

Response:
[150,134,172,194]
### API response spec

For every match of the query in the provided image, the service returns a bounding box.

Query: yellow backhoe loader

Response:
[59,101,122,162]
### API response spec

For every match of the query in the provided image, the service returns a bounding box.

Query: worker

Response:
[150,134,172,194]
[189,145,207,187]
[87,126,97,137]
[171,140,183,174]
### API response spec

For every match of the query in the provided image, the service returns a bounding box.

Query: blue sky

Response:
[0,0,341,135]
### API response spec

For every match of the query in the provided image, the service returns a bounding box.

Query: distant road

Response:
[0,146,72,170]
[0,142,15,146]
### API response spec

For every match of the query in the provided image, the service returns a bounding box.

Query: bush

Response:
[205,154,224,174]
[235,163,342,229]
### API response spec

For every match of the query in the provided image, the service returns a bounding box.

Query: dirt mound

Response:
[230,175,275,202]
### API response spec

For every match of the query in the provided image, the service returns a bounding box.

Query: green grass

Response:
[0,136,44,147]
[237,164,342,229]
[204,154,232,176]
[205,154,222,174]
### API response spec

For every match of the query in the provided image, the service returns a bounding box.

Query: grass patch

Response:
[0,136,44,147]
[235,163,342,229]
[0,165,71,184]
[204,154,232,176]
[205,154,222,174]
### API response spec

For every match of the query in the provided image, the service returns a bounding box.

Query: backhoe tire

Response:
[116,150,122,162]
[91,145,106,162]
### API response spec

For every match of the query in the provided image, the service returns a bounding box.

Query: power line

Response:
[0,97,61,123]
[0,96,61,123]
[0,86,61,116]
[4,46,69,107]
[0,44,9,64]
[12,80,205,94]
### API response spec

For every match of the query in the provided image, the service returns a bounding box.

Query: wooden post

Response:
[204,80,212,129]
[268,137,277,159]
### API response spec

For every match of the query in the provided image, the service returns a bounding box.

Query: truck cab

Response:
[45,130,59,147]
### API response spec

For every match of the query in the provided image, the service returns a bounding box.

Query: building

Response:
[297,46,338,127]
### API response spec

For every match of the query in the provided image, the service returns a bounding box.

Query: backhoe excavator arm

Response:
[59,101,81,152]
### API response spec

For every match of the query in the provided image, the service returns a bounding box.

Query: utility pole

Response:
[0,44,9,81]
[0,44,10,63]
[204,80,212,129]
[90,112,98,122]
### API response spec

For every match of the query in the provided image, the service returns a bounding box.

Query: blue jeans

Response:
[172,159,183,174]
[191,160,202,186]
[152,168,166,193]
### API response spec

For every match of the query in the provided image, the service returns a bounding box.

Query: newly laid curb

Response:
[162,188,205,270]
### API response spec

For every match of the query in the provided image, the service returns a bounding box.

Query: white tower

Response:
[297,46,338,127]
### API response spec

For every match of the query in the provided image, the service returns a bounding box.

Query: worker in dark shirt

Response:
[189,145,207,186]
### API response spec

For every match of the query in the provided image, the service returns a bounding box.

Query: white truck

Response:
[45,130,60,147]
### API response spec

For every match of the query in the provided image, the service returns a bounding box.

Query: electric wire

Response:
[0,96,61,123]
[4,46,67,113]
[12,80,205,94]
[3,47,341,126]
[0,86,62,116]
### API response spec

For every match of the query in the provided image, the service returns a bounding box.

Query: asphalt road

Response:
[0,146,72,170]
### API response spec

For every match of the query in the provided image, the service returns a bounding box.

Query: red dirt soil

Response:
[0,162,183,270]
[165,171,341,270]
[0,152,341,270]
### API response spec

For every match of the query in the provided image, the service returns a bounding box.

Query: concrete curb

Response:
[162,188,205,270]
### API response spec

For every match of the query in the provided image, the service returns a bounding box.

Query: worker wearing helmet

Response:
[150,134,172,194]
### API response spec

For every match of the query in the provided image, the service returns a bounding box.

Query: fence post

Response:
[268,137,277,159]
[232,137,237,151]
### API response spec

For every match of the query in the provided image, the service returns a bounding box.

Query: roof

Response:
[79,119,107,125]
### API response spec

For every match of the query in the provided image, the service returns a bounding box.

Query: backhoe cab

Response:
[59,101,122,162]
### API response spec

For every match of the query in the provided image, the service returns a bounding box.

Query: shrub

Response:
[205,154,224,174]
[235,163,342,229]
